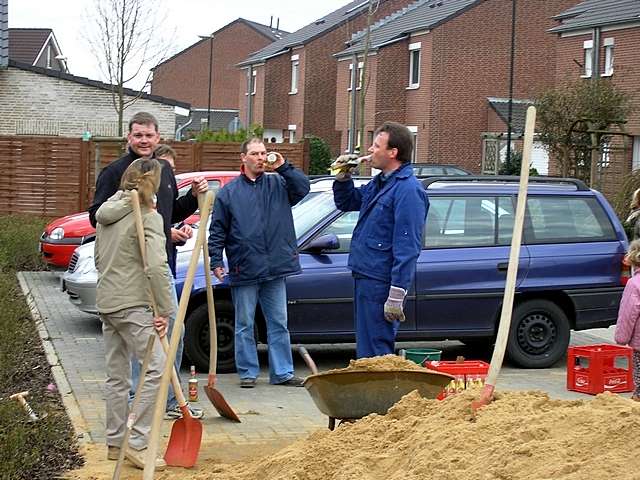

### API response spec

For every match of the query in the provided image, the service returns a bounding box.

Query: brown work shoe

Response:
[276,376,305,387]
[240,378,256,388]
[631,395,640,402]
[107,445,119,461]
[125,447,166,471]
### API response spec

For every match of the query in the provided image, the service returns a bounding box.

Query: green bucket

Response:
[404,348,442,365]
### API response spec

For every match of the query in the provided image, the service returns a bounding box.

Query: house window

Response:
[290,54,299,94]
[603,38,614,76]
[251,70,257,95]
[599,141,611,169]
[348,61,364,90]
[632,137,640,171]
[46,46,52,69]
[408,42,421,88]
[583,40,593,77]
[288,124,297,143]
[408,126,418,162]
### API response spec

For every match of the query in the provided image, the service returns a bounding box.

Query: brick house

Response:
[237,0,414,152]
[334,0,576,173]
[151,18,285,133]
[549,0,640,198]
[0,61,188,138]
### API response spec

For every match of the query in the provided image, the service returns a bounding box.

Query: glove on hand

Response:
[331,154,360,181]
[384,286,407,322]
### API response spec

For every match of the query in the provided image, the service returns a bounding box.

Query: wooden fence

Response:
[0,136,309,217]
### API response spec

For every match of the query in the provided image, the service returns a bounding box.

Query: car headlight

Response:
[78,255,96,275]
[50,227,65,240]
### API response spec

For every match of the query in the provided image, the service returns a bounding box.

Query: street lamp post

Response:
[505,0,516,172]
[198,34,214,129]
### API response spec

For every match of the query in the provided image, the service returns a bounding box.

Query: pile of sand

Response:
[325,354,424,373]
[200,390,640,480]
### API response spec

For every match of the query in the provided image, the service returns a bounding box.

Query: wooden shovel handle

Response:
[198,192,218,380]
[112,334,155,480]
[478,105,536,404]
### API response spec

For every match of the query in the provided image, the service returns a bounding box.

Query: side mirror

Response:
[302,233,340,253]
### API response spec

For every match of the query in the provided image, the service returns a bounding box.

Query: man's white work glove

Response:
[330,154,360,182]
[384,286,407,322]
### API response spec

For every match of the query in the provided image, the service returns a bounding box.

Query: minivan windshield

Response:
[293,191,338,239]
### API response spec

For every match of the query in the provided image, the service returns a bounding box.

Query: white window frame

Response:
[251,70,257,95]
[603,37,614,76]
[46,45,52,69]
[582,40,593,78]
[408,42,421,88]
[408,126,418,162]
[288,124,297,143]
[348,62,364,91]
[290,54,299,95]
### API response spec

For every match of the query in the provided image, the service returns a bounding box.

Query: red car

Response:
[39,171,239,269]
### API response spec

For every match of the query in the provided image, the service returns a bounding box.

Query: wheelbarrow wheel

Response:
[184,300,236,373]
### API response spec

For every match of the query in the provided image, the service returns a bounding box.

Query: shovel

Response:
[112,334,155,480]
[143,189,214,479]
[130,190,203,471]
[471,106,536,413]
[199,193,241,422]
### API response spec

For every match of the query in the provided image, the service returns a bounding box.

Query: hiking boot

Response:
[164,404,204,420]
[107,445,120,461]
[276,376,305,387]
[240,378,257,388]
[125,447,166,471]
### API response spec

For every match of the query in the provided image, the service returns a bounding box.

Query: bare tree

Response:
[84,0,173,136]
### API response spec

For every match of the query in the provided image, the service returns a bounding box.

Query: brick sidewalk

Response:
[19,271,625,447]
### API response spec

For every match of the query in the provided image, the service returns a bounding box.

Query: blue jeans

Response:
[231,277,295,384]
[354,276,399,358]
[131,274,181,410]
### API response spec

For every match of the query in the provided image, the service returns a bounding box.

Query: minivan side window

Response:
[425,196,512,248]
[314,211,360,253]
[524,196,616,244]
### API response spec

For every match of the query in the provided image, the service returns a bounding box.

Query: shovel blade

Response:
[205,385,241,423]
[163,407,203,468]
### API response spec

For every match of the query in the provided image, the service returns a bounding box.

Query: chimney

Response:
[0,0,8,69]
[276,17,280,31]
[270,15,273,28]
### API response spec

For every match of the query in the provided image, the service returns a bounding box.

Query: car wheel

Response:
[506,299,570,368]
[184,300,236,373]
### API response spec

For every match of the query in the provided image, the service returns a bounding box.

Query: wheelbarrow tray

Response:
[303,369,453,420]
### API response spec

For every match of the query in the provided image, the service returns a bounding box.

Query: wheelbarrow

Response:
[299,348,453,430]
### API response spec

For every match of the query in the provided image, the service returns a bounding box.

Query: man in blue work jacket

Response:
[208,138,310,388]
[333,122,428,358]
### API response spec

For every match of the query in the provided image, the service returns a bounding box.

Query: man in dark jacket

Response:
[208,138,310,388]
[333,122,428,358]
[88,112,207,420]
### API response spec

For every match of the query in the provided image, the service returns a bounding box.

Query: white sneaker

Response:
[125,447,166,471]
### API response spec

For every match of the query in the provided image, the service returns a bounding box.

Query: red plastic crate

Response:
[567,344,633,395]
[424,360,490,399]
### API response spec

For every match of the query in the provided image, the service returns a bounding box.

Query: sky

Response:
[9,0,350,89]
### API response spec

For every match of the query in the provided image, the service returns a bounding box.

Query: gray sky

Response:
[9,0,350,88]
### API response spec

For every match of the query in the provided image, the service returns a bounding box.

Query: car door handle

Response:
[497,262,509,272]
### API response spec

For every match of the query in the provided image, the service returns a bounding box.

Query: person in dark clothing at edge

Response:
[88,112,208,419]
[333,121,428,358]
[208,138,310,388]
